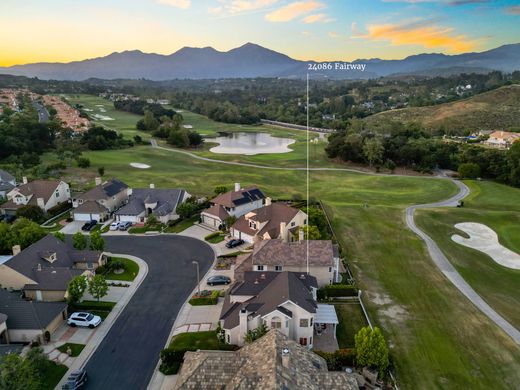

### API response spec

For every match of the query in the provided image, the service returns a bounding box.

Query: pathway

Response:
[406,179,520,344]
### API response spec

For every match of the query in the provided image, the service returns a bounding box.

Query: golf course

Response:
[53,94,520,389]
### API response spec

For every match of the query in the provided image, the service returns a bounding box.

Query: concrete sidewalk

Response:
[55,253,148,389]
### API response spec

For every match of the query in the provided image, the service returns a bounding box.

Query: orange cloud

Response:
[210,0,280,15]
[265,1,325,22]
[157,0,191,9]
[353,22,476,53]
[302,13,334,23]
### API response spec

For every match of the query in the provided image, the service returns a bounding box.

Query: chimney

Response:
[280,222,286,236]
[12,245,21,256]
[150,183,155,189]
[234,182,241,192]
[36,198,45,210]
[95,177,102,186]
[22,176,28,184]
[281,348,290,368]
[37,263,42,271]
[299,228,304,242]
[239,308,249,344]
[265,197,272,206]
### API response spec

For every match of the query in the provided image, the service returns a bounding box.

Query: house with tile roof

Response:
[1,178,70,216]
[71,178,129,222]
[0,288,67,344]
[230,198,307,243]
[0,169,16,199]
[234,240,342,287]
[0,235,106,302]
[201,183,265,230]
[220,271,321,347]
[175,330,359,390]
[114,185,190,224]
[485,130,520,149]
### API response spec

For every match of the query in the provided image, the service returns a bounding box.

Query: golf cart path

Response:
[406,179,520,344]
[152,140,520,343]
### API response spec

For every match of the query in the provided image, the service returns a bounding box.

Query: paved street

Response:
[83,235,214,390]
[32,101,49,123]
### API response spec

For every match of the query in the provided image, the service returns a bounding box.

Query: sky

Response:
[0,0,519,66]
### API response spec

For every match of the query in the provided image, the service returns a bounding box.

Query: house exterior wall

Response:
[44,181,71,211]
[25,289,66,302]
[201,213,222,229]
[231,229,255,243]
[0,265,36,290]
[98,189,129,212]
[280,211,307,242]
[7,311,65,343]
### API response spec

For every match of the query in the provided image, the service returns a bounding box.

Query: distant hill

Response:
[364,84,520,134]
[0,42,519,81]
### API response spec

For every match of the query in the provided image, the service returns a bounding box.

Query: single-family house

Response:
[115,185,190,224]
[71,178,129,222]
[1,179,70,216]
[0,288,67,344]
[0,170,16,199]
[0,235,106,302]
[230,198,307,243]
[220,271,318,347]
[485,130,520,149]
[201,183,265,230]
[175,330,359,390]
[234,240,342,287]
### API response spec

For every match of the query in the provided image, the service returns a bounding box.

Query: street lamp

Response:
[192,260,200,296]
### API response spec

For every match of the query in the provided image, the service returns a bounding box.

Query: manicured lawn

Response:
[40,361,68,390]
[169,331,223,350]
[39,99,520,388]
[415,180,520,329]
[104,257,139,281]
[334,303,369,349]
[57,343,85,357]
[72,300,116,320]
[129,225,164,234]
[205,233,226,243]
[164,215,199,233]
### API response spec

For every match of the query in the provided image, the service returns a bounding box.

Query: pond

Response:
[208,132,295,155]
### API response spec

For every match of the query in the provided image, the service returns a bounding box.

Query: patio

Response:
[313,304,339,353]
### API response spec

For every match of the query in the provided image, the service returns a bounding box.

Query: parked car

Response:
[109,221,120,231]
[81,220,97,231]
[118,221,133,231]
[225,239,244,248]
[207,275,231,286]
[62,368,87,389]
[1,214,16,223]
[67,312,102,329]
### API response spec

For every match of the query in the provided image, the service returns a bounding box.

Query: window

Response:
[310,318,313,326]
[300,319,309,327]
[328,267,333,273]
[299,338,308,346]
[227,334,230,343]
[285,320,289,328]
[271,317,282,329]
[55,191,60,198]
[291,222,295,227]
[309,336,313,345]
[256,265,264,271]
[87,263,93,269]
[304,219,307,224]
[275,265,283,272]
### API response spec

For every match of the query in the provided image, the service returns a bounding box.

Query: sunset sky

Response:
[0,0,519,66]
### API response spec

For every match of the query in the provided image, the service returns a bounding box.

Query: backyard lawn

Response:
[104,257,140,281]
[57,343,85,357]
[334,303,369,349]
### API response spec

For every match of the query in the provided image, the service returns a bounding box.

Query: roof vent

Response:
[299,274,306,280]
[260,273,266,280]
[254,279,259,285]
[281,347,290,368]
[37,263,42,271]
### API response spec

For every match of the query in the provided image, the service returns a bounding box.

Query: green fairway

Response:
[415,181,520,329]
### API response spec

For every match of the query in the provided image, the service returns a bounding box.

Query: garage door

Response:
[74,213,100,221]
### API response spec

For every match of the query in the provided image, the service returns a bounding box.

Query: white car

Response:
[109,222,120,231]
[67,312,102,329]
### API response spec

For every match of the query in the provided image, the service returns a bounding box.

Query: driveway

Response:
[83,235,214,390]
[60,221,84,234]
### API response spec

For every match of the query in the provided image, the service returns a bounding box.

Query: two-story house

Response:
[201,183,265,230]
[485,130,520,149]
[0,235,106,302]
[234,240,342,287]
[72,178,129,222]
[230,198,307,243]
[220,271,318,348]
[1,179,70,216]
[0,169,16,199]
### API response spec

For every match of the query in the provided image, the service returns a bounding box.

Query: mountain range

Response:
[1,42,519,81]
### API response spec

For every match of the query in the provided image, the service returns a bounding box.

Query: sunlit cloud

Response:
[504,5,520,15]
[328,31,339,38]
[209,0,279,16]
[302,13,334,23]
[352,20,476,53]
[157,0,191,9]
[265,1,325,22]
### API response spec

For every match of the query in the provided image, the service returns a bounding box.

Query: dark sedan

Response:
[207,275,231,286]
[81,220,97,231]
[225,239,244,248]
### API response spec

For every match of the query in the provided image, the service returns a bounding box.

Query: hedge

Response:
[159,349,184,375]
[314,349,356,371]
[317,284,358,299]
[189,290,220,306]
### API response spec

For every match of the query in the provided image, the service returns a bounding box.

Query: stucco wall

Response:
[0,265,35,290]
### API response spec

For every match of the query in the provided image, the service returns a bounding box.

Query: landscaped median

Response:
[95,256,139,282]
[204,231,226,243]
[188,289,221,306]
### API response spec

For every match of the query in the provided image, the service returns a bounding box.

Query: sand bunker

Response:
[451,223,520,269]
[92,114,114,121]
[130,163,151,169]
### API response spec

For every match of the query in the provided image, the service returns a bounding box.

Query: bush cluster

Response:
[189,290,220,306]
[317,284,358,300]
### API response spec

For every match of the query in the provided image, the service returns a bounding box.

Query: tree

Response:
[9,219,46,250]
[176,202,197,219]
[88,274,109,302]
[224,215,237,229]
[72,231,87,250]
[144,214,160,228]
[54,232,65,242]
[363,138,385,167]
[458,162,481,179]
[25,347,47,377]
[355,326,389,378]
[143,110,159,131]
[98,166,105,176]
[76,157,91,168]
[0,353,40,390]
[507,141,520,187]
[16,205,45,224]
[167,129,190,148]
[214,186,227,195]
[89,230,105,251]
[244,324,269,344]
[67,275,87,304]
[296,225,321,240]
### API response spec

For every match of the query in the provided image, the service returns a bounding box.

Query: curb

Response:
[55,253,149,390]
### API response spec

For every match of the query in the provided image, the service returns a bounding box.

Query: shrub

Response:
[46,202,70,217]
[205,231,221,240]
[189,290,220,306]
[76,157,91,168]
[458,162,481,179]
[317,284,358,299]
[314,349,355,371]
[159,348,184,375]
